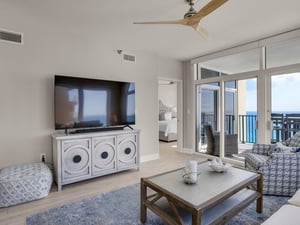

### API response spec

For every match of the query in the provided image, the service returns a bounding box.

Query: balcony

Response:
[239,113,300,143]
[200,113,300,154]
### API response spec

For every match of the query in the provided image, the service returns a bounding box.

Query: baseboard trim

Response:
[181,148,194,154]
[140,153,160,163]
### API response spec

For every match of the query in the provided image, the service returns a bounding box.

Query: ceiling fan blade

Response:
[192,0,228,21]
[133,0,228,37]
[194,24,208,39]
[134,19,186,25]
[189,23,208,39]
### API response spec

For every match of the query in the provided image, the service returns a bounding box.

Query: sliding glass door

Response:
[271,72,300,143]
[196,82,220,154]
[196,78,257,158]
[223,78,257,158]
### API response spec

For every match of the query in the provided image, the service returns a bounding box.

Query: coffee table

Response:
[140,161,262,225]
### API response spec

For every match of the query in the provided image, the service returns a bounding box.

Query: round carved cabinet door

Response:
[63,146,90,173]
[93,143,115,168]
[118,140,136,163]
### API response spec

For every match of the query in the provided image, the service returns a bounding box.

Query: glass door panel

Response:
[196,82,220,155]
[271,73,300,142]
[224,78,257,159]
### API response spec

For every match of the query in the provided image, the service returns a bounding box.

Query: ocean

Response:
[243,111,300,143]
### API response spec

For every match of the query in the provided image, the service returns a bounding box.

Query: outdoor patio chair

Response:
[204,125,239,156]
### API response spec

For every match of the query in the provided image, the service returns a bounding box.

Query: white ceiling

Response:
[13,0,300,61]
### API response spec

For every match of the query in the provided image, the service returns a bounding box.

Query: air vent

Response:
[0,30,23,44]
[123,53,136,63]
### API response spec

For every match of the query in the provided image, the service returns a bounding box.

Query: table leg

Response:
[192,210,201,225]
[256,173,263,213]
[140,179,147,223]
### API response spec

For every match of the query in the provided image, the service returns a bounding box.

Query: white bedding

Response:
[159,118,177,136]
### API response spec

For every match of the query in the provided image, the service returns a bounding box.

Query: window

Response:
[267,38,300,68]
[197,48,260,79]
[192,29,300,162]
[271,73,300,142]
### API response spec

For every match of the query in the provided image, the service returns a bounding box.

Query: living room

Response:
[1,0,300,224]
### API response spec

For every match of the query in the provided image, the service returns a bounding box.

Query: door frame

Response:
[158,77,183,152]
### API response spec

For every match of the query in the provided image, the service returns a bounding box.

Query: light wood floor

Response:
[0,141,206,225]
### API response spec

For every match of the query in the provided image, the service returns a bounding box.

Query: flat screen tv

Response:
[54,75,135,132]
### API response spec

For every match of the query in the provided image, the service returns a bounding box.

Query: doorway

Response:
[196,77,257,160]
[158,79,183,153]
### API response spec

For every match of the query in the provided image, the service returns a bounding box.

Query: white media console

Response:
[52,129,140,191]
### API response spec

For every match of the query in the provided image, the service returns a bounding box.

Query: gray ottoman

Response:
[0,162,53,207]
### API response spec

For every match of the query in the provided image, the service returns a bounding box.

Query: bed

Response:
[159,118,177,142]
[158,100,177,142]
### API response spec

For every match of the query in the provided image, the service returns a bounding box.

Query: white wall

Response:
[0,2,183,168]
[183,62,195,151]
[158,83,177,109]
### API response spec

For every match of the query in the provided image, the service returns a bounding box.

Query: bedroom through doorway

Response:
[158,79,180,153]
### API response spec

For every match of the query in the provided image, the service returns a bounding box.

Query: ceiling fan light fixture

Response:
[184,6,197,18]
[184,0,197,18]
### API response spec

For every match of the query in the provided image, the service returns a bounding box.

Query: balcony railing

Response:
[270,113,300,143]
[239,114,257,143]
[201,113,300,144]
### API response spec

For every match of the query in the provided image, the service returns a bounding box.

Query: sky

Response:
[246,73,300,112]
[245,78,257,111]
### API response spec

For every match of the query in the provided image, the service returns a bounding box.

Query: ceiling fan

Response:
[133,0,228,38]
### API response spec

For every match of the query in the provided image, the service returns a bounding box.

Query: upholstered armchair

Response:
[245,142,300,196]
[204,125,239,156]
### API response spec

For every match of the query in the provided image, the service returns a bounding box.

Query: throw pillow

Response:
[282,137,291,146]
[251,144,271,155]
[288,188,300,207]
[274,142,300,153]
[289,131,300,147]
[164,112,172,120]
